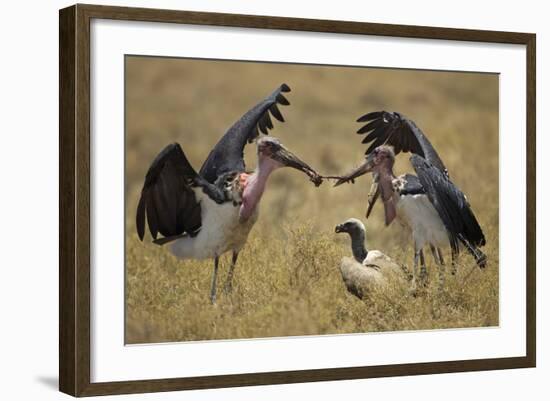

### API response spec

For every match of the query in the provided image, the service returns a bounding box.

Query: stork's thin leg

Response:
[210,256,220,304]
[451,248,458,276]
[223,251,239,294]
[430,245,438,264]
[437,248,445,266]
[411,248,421,290]
[430,246,445,290]
[419,249,427,282]
[413,250,419,276]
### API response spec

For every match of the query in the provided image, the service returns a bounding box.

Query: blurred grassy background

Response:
[125,56,499,344]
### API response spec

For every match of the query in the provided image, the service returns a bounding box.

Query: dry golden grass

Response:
[125,56,499,344]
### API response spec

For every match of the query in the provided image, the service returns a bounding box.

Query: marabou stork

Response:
[335,218,402,299]
[136,84,322,303]
[334,111,486,286]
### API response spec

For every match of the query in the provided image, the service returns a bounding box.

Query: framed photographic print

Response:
[59,3,536,397]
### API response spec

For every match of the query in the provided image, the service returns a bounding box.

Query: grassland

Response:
[125,57,499,344]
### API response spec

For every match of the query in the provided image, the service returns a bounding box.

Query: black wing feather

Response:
[145,192,160,239]
[357,118,382,134]
[361,125,387,144]
[357,111,448,176]
[363,132,387,150]
[357,111,383,122]
[199,84,292,183]
[136,143,208,242]
[258,117,268,135]
[410,155,485,253]
[136,194,147,240]
[276,93,290,105]
[269,104,284,122]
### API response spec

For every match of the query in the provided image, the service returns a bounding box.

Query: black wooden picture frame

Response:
[59,3,536,397]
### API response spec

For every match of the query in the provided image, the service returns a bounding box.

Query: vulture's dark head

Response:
[335,218,366,237]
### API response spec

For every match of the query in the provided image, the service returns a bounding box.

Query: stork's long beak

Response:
[271,145,323,187]
[333,153,375,187]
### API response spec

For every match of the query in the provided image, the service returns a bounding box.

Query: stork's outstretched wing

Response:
[199,84,291,183]
[357,111,448,176]
[410,155,485,254]
[136,143,224,242]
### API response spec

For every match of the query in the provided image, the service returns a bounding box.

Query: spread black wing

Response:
[357,111,448,177]
[410,155,485,255]
[136,143,223,242]
[199,84,291,183]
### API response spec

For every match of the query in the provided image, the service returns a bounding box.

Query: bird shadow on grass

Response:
[35,376,58,391]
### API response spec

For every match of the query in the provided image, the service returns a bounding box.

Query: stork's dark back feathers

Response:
[199,84,291,184]
[136,143,202,241]
[357,111,448,177]
[136,143,226,242]
[410,155,486,253]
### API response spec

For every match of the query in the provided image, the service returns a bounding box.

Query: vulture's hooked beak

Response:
[334,224,344,233]
[271,144,323,187]
[333,153,376,187]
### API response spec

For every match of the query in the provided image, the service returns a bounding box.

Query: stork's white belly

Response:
[396,194,449,249]
[169,190,259,260]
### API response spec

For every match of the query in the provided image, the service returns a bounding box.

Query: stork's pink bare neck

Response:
[239,156,282,221]
[376,162,398,226]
